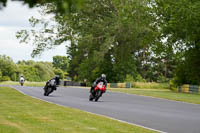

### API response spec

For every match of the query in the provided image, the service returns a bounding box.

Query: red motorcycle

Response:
[89,82,106,102]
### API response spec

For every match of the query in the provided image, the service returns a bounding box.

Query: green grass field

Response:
[0,81,45,87]
[107,82,200,104]
[131,82,169,89]
[109,88,200,104]
[0,86,157,133]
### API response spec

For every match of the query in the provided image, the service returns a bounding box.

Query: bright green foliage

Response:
[0,55,16,81]
[15,0,200,85]
[154,0,200,45]
[17,0,156,83]
[52,56,69,72]
[53,68,65,79]
[1,76,10,81]
[52,56,70,79]
[135,75,146,82]
[154,0,200,85]
[69,0,156,82]
[0,54,69,82]
[125,74,135,82]
[0,55,56,82]
[17,60,55,81]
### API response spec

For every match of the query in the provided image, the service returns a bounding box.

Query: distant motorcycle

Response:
[20,80,24,86]
[43,79,57,96]
[89,82,106,102]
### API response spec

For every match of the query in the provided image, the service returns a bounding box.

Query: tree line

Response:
[7,0,200,85]
[0,55,69,82]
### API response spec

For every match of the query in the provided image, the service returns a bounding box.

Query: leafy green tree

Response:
[173,46,200,85]
[125,74,135,82]
[0,71,2,80]
[17,0,157,83]
[0,55,56,82]
[154,0,200,47]
[54,68,64,79]
[153,0,200,85]
[39,61,55,80]
[17,60,55,81]
[0,55,16,81]
[53,56,69,72]
[18,64,40,81]
[34,63,53,81]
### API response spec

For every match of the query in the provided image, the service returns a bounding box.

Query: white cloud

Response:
[0,1,67,62]
[0,1,40,27]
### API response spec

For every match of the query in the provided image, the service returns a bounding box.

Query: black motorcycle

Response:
[19,76,25,86]
[20,80,24,86]
[43,80,57,96]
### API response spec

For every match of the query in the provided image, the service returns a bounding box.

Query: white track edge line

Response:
[12,86,167,133]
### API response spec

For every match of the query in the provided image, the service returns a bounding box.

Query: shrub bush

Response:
[0,71,2,81]
[1,76,10,81]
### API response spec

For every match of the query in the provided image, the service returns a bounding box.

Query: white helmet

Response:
[101,74,106,79]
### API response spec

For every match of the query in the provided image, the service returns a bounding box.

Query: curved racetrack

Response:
[11,86,200,133]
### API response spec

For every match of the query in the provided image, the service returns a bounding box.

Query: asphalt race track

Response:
[11,86,200,133]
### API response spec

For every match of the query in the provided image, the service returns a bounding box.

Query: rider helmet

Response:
[101,74,106,79]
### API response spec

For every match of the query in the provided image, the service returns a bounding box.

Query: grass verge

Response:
[0,81,45,87]
[109,88,200,104]
[131,82,169,89]
[0,86,157,133]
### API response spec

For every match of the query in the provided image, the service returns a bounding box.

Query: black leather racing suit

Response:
[44,77,60,91]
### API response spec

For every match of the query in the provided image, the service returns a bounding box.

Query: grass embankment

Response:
[109,82,200,104]
[0,86,157,133]
[131,82,169,89]
[0,81,45,87]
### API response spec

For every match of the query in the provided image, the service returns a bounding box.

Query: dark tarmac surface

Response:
[11,85,200,133]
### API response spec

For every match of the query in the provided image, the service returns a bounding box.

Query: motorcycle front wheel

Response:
[95,90,102,102]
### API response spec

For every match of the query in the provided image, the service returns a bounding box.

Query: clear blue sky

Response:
[0,1,67,62]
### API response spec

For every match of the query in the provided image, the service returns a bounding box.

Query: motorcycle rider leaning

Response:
[20,75,25,82]
[44,75,60,91]
[90,74,107,94]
